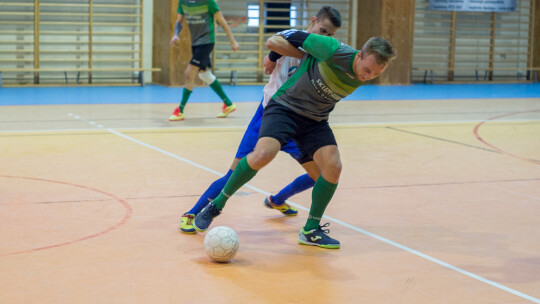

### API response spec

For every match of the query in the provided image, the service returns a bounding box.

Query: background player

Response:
[169,0,240,121]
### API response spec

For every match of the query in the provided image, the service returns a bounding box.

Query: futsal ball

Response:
[204,226,239,263]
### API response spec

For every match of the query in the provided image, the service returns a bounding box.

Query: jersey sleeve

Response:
[177,0,183,14]
[275,29,299,38]
[208,0,220,15]
[301,34,341,62]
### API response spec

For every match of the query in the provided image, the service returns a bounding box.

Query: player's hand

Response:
[263,55,276,75]
[169,35,180,47]
[230,40,240,51]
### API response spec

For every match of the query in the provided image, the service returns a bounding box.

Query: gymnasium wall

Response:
[1,0,537,86]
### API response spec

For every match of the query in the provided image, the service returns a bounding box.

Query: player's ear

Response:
[311,16,317,26]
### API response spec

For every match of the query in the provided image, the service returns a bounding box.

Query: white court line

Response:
[104,127,540,303]
[2,118,539,134]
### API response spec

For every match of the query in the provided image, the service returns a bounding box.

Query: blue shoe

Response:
[193,203,221,232]
[264,196,298,216]
[298,223,340,249]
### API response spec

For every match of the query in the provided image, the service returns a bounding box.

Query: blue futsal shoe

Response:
[298,223,340,249]
[193,203,221,232]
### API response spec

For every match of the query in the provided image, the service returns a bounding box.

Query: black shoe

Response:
[193,203,221,232]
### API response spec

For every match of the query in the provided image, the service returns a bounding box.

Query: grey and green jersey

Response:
[273,34,365,121]
[177,0,220,46]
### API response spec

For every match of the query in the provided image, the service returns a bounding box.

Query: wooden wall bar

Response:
[534,0,540,70]
[356,0,415,85]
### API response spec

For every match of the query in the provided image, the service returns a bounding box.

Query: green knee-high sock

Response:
[179,88,192,112]
[304,176,338,231]
[212,157,257,210]
[209,79,232,106]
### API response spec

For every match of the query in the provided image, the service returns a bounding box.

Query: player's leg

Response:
[192,101,263,213]
[296,122,341,249]
[194,43,235,118]
[179,166,234,233]
[169,63,199,121]
[180,102,264,233]
[193,137,280,232]
[199,68,236,118]
[308,145,341,228]
[264,145,319,216]
[193,100,299,232]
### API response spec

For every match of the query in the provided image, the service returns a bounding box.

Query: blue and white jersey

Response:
[261,29,302,107]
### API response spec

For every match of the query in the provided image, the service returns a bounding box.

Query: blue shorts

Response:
[235,100,308,163]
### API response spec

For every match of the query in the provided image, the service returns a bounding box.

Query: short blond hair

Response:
[361,37,397,65]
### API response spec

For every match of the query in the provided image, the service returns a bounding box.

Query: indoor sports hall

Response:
[1,1,539,303]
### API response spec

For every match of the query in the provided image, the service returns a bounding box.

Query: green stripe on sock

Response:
[209,79,232,106]
[304,176,338,231]
[212,157,257,209]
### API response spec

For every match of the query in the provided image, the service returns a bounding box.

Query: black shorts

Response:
[259,99,337,162]
[190,43,214,70]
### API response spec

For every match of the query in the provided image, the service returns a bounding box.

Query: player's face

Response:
[353,52,388,82]
[307,17,339,36]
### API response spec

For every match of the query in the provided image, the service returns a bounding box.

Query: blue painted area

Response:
[0,85,265,106]
[0,83,538,106]
[345,83,540,101]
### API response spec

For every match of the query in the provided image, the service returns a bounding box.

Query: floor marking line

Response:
[2,117,539,134]
[387,126,499,153]
[106,128,224,176]
[105,127,539,304]
[474,109,540,165]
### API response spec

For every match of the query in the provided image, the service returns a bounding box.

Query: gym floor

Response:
[1,83,539,303]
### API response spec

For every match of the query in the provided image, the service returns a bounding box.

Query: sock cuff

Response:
[238,157,257,175]
[316,176,338,191]
[209,79,221,88]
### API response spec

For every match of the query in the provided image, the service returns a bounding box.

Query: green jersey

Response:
[177,0,220,46]
[273,34,365,121]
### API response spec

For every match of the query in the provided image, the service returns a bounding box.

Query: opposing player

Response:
[179,6,342,234]
[169,0,240,121]
[194,33,397,249]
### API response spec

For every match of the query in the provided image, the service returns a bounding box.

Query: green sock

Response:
[179,88,192,112]
[304,176,338,231]
[212,157,257,210]
[209,79,232,106]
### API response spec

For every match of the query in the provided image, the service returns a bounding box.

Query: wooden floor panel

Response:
[1,98,539,303]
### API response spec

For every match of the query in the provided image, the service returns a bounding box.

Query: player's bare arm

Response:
[214,11,240,51]
[266,35,304,59]
[263,55,277,75]
[169,13,184,47]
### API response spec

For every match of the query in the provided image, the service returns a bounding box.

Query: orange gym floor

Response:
[1,85,539,303]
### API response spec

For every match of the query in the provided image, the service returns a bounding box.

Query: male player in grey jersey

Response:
[169,0,240,121]
[178,6,342,234]
[194,31,397,249]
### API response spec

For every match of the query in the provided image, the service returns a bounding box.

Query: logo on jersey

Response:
[311,78,342,102]
[287,66,297,77]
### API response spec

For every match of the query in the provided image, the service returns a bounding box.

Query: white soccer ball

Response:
[204,226,239,263]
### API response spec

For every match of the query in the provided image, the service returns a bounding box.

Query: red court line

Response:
[473,109,540,165]
[0,175,133,257]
